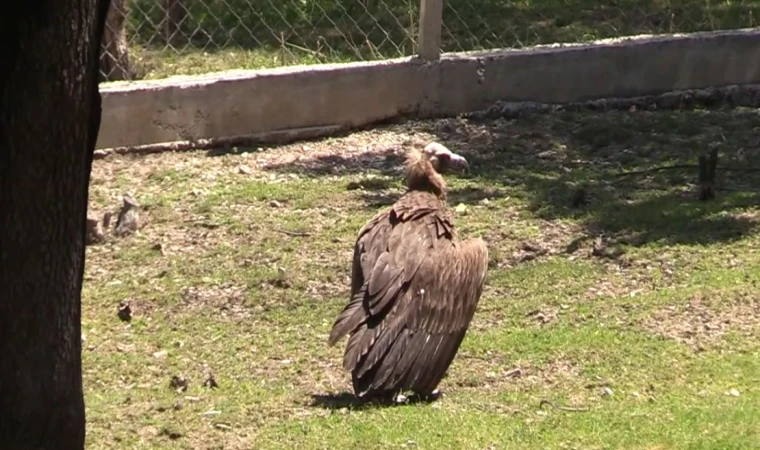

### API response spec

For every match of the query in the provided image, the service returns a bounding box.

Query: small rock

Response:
[170,375,188,392]
[537,150,555,159]
[153,350,168,359]
[117,302,132,322]
[269,200,283,208]
[727,388,740,397]
[504,368,522,378]
[203,373,219,389]
[238,165,252,174]
[455,203,467,214]
[114,194,139,237]
[601,387,614,397]
[93,149,108,159]
[85,216,105,245]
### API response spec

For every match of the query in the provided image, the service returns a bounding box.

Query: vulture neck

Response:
[404,150,447,199]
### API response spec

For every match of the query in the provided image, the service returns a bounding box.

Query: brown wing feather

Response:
[328,208,393,346]
[328,190,488,398]
[354,238,488,396]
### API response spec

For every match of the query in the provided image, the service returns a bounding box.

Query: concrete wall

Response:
[97,28,760,150]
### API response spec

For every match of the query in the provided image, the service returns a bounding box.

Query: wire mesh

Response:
[100,0,760,82]
[441,0,759,53]
[100,0,421,81]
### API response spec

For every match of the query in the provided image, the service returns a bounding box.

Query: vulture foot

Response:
[394,390,443,405]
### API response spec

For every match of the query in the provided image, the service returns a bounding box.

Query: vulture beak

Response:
[448,152,470,174]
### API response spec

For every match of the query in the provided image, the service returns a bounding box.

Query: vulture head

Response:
[405,141,469,198]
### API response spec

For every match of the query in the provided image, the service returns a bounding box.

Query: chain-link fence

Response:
[100,0,759,82]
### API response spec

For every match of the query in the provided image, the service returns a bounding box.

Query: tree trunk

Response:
[100,0,134,81]
[0,0,111,448]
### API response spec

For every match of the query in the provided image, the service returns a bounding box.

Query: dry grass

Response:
[83,108,760,449]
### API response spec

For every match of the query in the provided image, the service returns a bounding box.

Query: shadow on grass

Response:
[310,391,441,411]
[357,185,507,210]
[258,109,760,247]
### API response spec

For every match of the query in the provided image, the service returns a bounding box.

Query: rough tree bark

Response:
[0,0,111,448]
[100,0,134,81]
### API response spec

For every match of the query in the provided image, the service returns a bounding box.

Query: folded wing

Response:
[328,194,488,398]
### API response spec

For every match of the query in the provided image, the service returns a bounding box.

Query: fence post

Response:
[418,0,443,60]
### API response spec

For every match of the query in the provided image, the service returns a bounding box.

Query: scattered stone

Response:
[85,216,105,245]
[117,301,132,322]
[114,194,139,237]
[203,372,219,389]
[169,375,188,392]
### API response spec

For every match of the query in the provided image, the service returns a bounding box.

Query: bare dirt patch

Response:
[642,295,760,350]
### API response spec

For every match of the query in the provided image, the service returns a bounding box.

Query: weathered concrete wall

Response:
[97,28,760,150]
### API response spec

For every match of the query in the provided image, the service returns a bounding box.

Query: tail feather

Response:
[328,284,368,346]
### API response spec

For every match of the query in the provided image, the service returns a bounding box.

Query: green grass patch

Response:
[121,0,760,79]
[84,108,760,448]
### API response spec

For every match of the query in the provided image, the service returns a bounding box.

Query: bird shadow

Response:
[263,146,406,177]
[309,391,442,410]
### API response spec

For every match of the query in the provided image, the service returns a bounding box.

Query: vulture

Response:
[328,141,489,401]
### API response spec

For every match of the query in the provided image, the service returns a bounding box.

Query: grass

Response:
[122,0,760,79]
[83,108,760,449]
